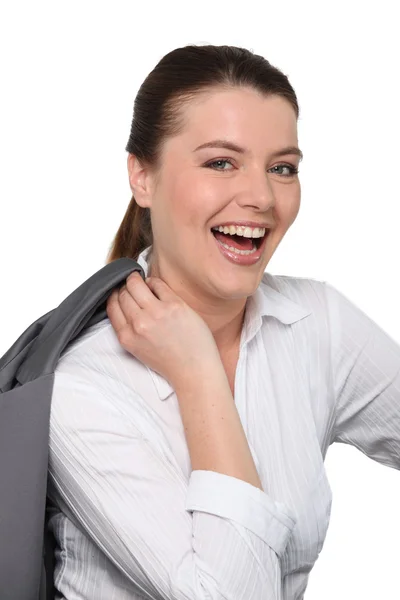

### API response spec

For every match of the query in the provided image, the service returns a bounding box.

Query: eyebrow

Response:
[194,139,303,161]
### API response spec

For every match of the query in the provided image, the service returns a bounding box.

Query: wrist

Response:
[172,360,227,395]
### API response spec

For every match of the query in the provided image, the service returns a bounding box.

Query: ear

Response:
[127,154,155,209]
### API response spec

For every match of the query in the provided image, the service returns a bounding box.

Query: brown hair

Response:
[105,44,300,264]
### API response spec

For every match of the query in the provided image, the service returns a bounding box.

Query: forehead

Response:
[172,87,298,150]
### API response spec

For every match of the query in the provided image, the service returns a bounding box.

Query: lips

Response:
[210,227,270,267]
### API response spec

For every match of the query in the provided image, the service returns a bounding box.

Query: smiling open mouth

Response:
[210,228,269,265]
[211,229,267,251]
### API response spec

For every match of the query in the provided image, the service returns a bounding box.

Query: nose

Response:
[237,168,275,211]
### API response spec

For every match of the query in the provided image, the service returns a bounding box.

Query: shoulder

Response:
[53,318,154,417]
[259,271,331,325]
[261,270,327,299]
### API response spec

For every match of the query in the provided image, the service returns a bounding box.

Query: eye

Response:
[269,164,299,177]
[204,158,234,171]
[204,159,299,177]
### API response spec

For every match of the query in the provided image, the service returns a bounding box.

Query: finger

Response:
[106,289,130,335]
[117,284,142,325]
[125,272,160,308]
[145,276,177,302]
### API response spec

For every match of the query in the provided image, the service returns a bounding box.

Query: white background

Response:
[1,1,399,598]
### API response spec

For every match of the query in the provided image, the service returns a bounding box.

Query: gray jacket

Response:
[0,258,144,600]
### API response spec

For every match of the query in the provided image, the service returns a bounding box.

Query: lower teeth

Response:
[218,240,258,255]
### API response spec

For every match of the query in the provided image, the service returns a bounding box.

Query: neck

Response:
[147,251,246,354]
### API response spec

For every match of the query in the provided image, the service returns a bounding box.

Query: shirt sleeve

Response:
[325,281,400,469]
[49,369,297,600]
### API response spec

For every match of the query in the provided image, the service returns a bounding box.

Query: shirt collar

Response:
[136,246,312,401]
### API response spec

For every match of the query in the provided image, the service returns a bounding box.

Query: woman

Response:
[48,44,400,599]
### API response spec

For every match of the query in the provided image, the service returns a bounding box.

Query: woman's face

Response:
[130,86,302,304]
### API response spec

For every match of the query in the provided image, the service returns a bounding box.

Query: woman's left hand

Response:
[106,273,222,389]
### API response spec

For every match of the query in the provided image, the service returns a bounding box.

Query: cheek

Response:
[170,171,227,222]
[276,194,301,229]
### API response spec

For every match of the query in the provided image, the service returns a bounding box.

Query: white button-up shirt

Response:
[48,245,400,599]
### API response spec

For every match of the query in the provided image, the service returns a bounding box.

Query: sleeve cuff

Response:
[185,469,297,556]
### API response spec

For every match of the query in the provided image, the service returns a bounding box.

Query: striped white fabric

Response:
[48,245,400,599]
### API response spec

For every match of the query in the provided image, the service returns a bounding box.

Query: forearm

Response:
[174,364,263,491]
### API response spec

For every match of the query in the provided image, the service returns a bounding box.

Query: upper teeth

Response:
[211,225,266,238]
